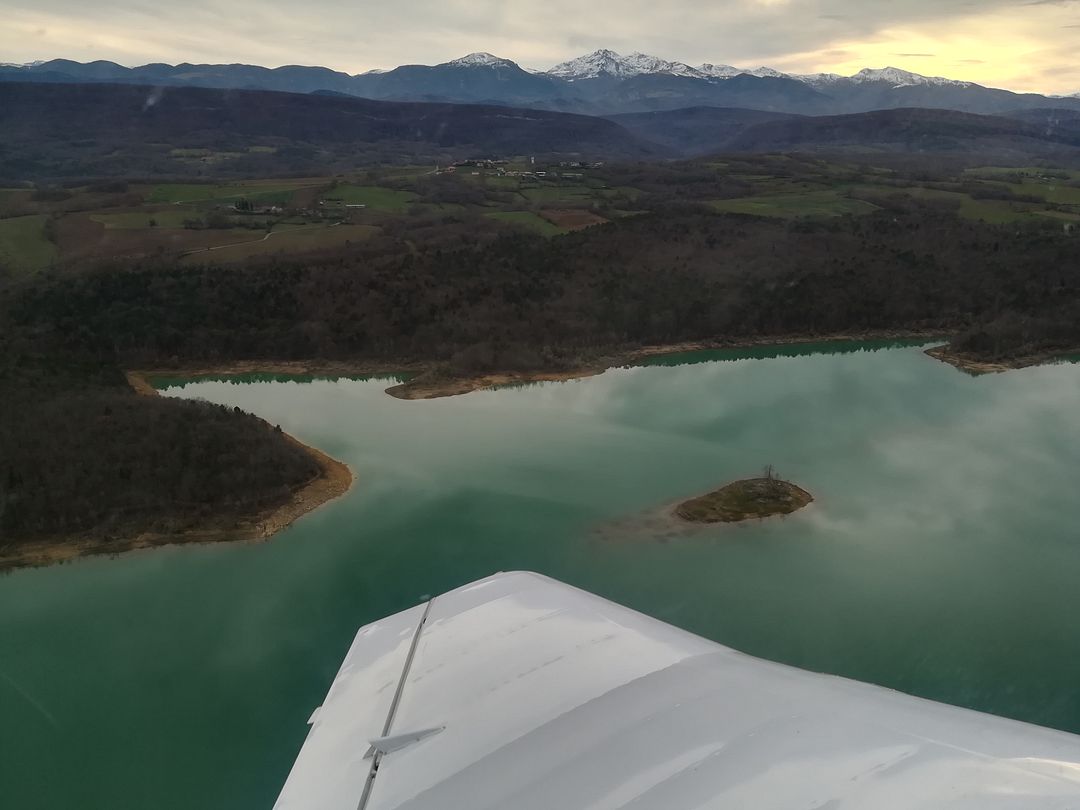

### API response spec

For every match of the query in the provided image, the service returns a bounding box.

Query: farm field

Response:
[1004,179,1080,206]
[90,210,197,229]
[145,179,326,205]
[520,185,597,205]
[326,185,416,211]
[0,215,57,274]
[885,186,1047,224]
[539,209,609,230]
[485,211,567,236]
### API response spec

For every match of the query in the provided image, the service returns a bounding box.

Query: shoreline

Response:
[129,330,946,402]
[384,367,607,399]
[924,345,1080,375]
[0,377,354,572]
[389,330,945,399]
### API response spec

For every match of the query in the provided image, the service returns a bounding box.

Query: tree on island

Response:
[763,464,784,496]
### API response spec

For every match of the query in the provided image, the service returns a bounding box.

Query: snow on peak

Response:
[852,67,970,88]
[546,49,698,80]
[696,63,742,79]
[546,49,624,80]
[546,51,800,82]
[621,51,701,78]
[539,50,993,89]
[795,72,845,86]
[446,52,517,69]
[744,66,790,80]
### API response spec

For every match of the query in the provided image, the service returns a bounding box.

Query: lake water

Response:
[3,340,1080,809]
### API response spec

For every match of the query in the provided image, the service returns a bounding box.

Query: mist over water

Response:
[3,341,1080,809]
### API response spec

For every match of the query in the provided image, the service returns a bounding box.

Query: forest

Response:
[0,327,320,558]
[10,206,1080,369]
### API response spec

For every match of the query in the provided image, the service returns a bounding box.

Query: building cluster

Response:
[432,157,602,179]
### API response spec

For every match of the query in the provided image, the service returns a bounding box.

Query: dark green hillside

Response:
[725,108,1080,159]
[0,82,654,180]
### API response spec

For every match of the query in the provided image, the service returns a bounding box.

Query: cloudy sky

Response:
[4,0,1079,93]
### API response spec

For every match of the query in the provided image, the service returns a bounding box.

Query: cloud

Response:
[0,0,1077,93]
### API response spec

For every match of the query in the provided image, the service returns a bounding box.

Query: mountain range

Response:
[3,50,1078,117]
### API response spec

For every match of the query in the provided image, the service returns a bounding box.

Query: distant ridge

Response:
[2,80,1077,181]
[3,52,1080,117]
[0,81,655,179]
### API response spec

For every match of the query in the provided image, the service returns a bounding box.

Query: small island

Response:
[676,467,813,523]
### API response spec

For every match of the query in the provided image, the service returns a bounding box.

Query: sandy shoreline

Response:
[384,368,608,399]
[0,376,354,572]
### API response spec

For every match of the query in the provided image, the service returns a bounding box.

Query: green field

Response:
[520,185,595,205]
[710,190,878,218]
[180,223,380,263]
[90,210,197,229]
[327,185,416,212]
[888,186,1044,224]
[0,215,57,273]
[147,180,323,205]
[485,211,566,236]
[1002,180,1080,206]
[967,167,1080,181]
[1036,210,1080,224]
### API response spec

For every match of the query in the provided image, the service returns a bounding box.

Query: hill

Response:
[1003,108,1080,140]
[0,82,653,179]
[723,108,1080,160]
[609,107,798,155]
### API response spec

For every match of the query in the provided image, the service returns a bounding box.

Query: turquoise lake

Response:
[3,340,1080,808]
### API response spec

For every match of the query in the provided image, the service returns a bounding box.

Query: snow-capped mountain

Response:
[542,50,988,93]
[849,67,972,89]
[696,63,743,79]
[547,49,701,81]
[545,50,797,82]
[743,67,789,80]
[794,72,845,86]
[445,52,518,69]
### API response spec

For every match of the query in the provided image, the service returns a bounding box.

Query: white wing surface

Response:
[274,571,1080,809]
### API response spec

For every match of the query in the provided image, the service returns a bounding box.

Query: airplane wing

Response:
[273,571,1080,809]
